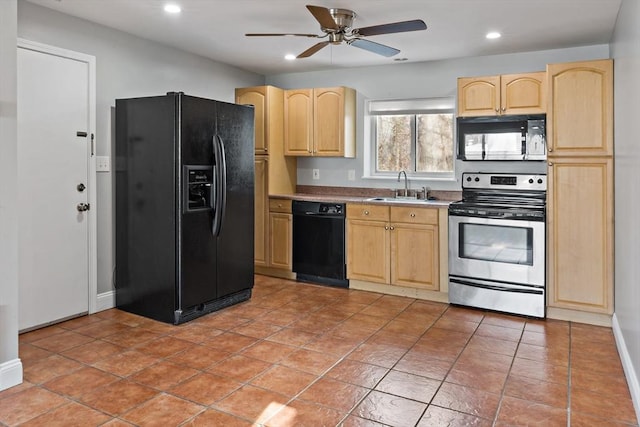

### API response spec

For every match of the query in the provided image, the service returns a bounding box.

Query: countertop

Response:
[269,193,454,208]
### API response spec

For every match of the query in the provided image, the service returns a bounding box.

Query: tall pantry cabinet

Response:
[235,86,297,273]
[546,59,614,322]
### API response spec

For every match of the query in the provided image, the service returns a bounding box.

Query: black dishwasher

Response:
[292,200,348,288]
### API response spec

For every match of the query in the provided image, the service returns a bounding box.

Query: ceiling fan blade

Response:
[355,19,427,37]
[297,41,331,58]
[349,39,400,57]
[246,33,320,38]
[306,5,339,30]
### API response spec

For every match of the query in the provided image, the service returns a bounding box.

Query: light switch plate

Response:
[96,156,110,172]
[312,169,320,180]
[348,169,356,181]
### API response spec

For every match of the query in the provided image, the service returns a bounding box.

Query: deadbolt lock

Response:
[77,203,90,212]
[77,183,86,192]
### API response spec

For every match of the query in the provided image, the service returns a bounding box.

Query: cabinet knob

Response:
[495,108,500,113]
[548,147,553,152]
[364,210,369,215]
[308,149,312,153]
[501,107,506,113]
[410,213,416,218]
[390,226,395,230]
[385,225,389,230]
[548,161,554,166]
[278,203,283,208]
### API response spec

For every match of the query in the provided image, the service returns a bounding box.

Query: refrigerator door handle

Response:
[212,134,227,236]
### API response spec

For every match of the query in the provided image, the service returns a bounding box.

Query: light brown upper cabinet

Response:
[284,87,356,157]
[546,59,613,157]
[236,85,281,154]
[457,72,546,117]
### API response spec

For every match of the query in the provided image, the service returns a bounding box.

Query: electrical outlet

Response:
[348,169,356,181]
[312,169,320,180]
[96,156,110,172]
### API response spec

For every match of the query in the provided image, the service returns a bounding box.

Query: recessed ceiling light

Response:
[486,31,501,39]
[394,58,408,62]
[164,4,181,14]
[284,54,296,61]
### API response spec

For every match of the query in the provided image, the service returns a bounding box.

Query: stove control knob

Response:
[538,179,543,184]
[466,176,472,182]
[474,177,480,182]
[529,179,534,184]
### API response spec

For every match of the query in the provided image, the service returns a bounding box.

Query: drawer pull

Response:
[364,210,369,215]
[278,203,283,208]
[410,213,416,218]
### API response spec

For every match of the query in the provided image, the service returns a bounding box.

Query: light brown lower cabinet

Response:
[268,198,292,271]
[547,156,613,315]
[347,204,439,291]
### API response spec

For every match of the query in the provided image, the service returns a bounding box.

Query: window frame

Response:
[364,97,456,182]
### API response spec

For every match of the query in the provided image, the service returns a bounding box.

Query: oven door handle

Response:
[449,277,544,295]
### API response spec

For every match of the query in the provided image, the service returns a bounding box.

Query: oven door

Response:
[448,214,545,286]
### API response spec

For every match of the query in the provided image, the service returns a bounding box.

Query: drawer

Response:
[269,198,292,213]
[390,206,438,225]
[347,204,389,221]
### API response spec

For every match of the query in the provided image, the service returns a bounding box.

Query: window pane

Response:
[376,115,412,172]
[416,114,454,172]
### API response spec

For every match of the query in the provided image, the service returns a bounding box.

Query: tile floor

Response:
[0,274,638,427]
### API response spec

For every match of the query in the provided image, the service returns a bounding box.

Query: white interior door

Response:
[17,42,95,331]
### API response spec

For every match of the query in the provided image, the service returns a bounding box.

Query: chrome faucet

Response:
[397,170,408,197]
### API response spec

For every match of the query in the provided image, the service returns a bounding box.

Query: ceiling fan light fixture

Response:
[163,4,181,14]
[486,31,501,39]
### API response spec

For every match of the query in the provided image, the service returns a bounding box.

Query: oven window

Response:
[459,223,533,265]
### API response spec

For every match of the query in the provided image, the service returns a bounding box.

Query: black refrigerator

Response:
[115,92,254,324]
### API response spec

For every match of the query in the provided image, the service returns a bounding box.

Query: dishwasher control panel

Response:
[319,204,344,215]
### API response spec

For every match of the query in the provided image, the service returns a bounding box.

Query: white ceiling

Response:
[26,0,622,75]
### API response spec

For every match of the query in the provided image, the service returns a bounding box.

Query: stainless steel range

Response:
[448,172,546,318]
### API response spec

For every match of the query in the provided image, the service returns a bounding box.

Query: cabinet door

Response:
[547,157,613,314]
[235,87,267,154]
[457,76,500,117]
[314,87,345,156]
[501,72,546,115]
[347,219,389,284]
[391,223,439,290]
[547,60,613,156]
[254,156,268,267]
[284,89,313,156]
[269,212,292,270]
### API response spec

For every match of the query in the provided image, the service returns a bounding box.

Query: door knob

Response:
[77,203,90,212]
[77,183,86,192]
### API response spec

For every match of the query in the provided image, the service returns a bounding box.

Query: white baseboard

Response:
[0,358,23,392]
[95,290,115,312]
[612,313,640,424]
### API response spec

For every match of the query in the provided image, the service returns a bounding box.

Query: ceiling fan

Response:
[245,5,427,58]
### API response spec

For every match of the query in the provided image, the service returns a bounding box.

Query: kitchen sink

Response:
[364,197,442,204]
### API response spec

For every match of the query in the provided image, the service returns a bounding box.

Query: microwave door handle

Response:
[481,134,486,160]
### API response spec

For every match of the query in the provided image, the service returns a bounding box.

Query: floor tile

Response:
[232,320,283,339]
[250,365,317,397]
[0,387,69,425]
[432,316,480,334]
[23,355,83,384]
[455,346,514,373]
[340,415,388,426]
[570,411,639,427]
[255,309,304,327]
[347,341,409,369]
[570,369,633,397]
[79,379,157,416]
[133,335,195,358]
[101,327,162,348]
[129,360,199,391]
[30,330,95,353]
[279,348,340,375]
[570,386,638,425]
[182,408,253,426]
[18,343,54,365]
[240,340,297,363]
[298,377,368,412]
[394,351,453,381]
[439,306,485,323]
[19,326,66,344]
[73,320,133,339]
[266,327,319,347]
[208,355,270,383]
[17,401,110,427]
[214,385,288,423]
[166,344,231,370]
[515,342,569,367]
[417,405,492,427]
[42,366,119,398]
[379,318,431,337]
[509,357,569,385]
[167,323,225,343]
[92,350,161,377]
[481,312,526,330]
[325,359,389,389]
[474,323,523,342]
[59,339,124,365]
[169,372,242,405]
[58,314,106,330]
[504,374,568,409]
[353,390,427,426]
[374,370,440,403]
[431,382,500,420]
[445,365,508,394]
[265,399,344,427]
[496,395,567,426]
[121,393,204,427]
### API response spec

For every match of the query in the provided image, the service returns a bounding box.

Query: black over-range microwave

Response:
[457,114,546,161]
